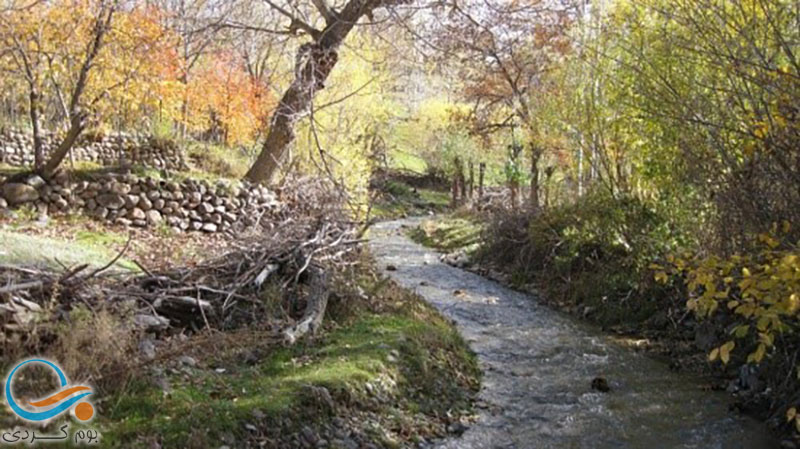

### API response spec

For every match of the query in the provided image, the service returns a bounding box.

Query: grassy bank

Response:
[369,172,451,220]
[408,215,482,252]
[99,263,479,448]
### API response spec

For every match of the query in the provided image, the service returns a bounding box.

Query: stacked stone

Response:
[0,128,186,170]
[0,173,280,234]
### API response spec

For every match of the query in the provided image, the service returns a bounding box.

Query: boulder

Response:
[2,183,39,205]
[96,193,125,210]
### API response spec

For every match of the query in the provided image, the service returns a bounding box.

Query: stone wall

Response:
[0,173,280,233]
[0,128,187,171]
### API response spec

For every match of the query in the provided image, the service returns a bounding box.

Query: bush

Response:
[479,191,688,325]
[656,225,800,427]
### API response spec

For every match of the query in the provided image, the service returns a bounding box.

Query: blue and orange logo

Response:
[4,359,94,422]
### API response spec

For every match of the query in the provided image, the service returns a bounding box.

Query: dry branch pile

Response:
[0,178,362,358]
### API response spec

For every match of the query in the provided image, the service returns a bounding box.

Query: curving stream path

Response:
[369,218,777,449]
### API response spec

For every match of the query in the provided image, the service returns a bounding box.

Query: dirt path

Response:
[369,218,776,449]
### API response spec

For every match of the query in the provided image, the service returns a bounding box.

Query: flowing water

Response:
[369,219,777,449]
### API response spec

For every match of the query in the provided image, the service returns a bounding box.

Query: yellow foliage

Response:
[660,224,799,366]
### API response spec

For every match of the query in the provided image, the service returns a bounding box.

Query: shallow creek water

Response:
[369,219,777,449]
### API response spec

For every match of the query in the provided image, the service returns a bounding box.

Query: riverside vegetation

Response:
[0,0,797,446]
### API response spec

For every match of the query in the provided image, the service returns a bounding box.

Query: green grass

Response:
[409,216,483,252]
[101,273,479,448]
[0,230,137,271]
[388,150,428,174]
[371,180,451,220]
[185,142,253,180]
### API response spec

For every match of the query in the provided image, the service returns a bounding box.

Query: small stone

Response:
[0,197,7,209]
[114,217,132,227]
[146,209,163,225]
[138,196,153,211]
[95,207,109,219]
[109,181,131,195]
[134,314,170,332]
[591,377,611,393]
[178,355,197,367]
[128,208,146,220]
[125,194,140,208]
[201,222,217,232]
[24,175,45,188]
[139,339,157,360]
[447,421,468,436]
[198,202,214,214]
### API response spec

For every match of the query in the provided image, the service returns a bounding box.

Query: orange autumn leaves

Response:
[1,0,274,146]
[183,53,274,146]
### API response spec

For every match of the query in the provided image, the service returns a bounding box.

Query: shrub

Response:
[479,190,689,325]
[656,224,800,426]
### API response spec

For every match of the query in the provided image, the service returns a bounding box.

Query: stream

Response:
[369,218,777,449]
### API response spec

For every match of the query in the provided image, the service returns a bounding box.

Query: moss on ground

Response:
[371,180,450,220]
[388,151,428,175]
[0,229,137,271]
[408,216,482,252]
[100,266,480,448]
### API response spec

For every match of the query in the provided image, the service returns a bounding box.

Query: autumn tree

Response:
[429,0,574,210]
[239,0,413,184]
[0,0,119,177]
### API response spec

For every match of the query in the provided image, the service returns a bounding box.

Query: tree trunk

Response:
[529,145,542,211]
[468,161,474,199]
[451,169,460,207]
[478,162,485,202]
[40,2,116,179]
[282,265,329,344]
[28,89,44,171]
[510,180,518,210]
[245,0,383,184]
[41,113,86,178]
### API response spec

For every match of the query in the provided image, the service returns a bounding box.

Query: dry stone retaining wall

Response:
[0,173,280,233]
[0,128,187,170]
